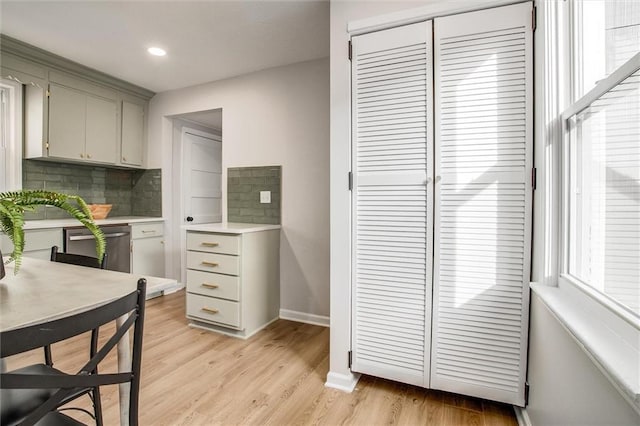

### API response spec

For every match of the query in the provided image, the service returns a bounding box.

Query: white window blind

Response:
[351,21,433,387]
[430,3,532,406]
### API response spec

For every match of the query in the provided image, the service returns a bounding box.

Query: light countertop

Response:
[182,222,281,234]
[0,257,176,332]
[23,216,164,230]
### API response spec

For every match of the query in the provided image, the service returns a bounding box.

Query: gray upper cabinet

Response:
[85,94,118,163]
[1,35,154,169]
[48,83,118,164]
[48,84,86,160]
[121,100,145,166]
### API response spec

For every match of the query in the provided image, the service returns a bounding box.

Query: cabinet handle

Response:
[123,157,127,162]
[201,307,219,314]
[87,154,92,159]
[201,242,219,247]
[142,230,156,234]
[80,153,84,158]
[201,283,219,289]
[201,261,219,267]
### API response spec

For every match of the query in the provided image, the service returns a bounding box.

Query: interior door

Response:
[430,2,533,406]
[182,130,222,224]
[351,21,434,387]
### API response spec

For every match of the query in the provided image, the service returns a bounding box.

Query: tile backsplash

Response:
[227,166,281,225]
[22,160,162,220]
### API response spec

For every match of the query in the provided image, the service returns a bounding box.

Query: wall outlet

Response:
[260,191,271,204]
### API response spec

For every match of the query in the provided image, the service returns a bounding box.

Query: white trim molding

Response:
[0,78,23,192]
[325,371,361,393]
[347,0,523,35]
[279,309,329,327]
[531,281,640,415]
[514,406,533,426]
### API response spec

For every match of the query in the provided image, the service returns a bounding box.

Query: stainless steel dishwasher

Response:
[64,224,131,272]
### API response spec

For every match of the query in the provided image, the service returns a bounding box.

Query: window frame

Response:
[559,20,640,326]
[0,78,23,192]
[531,0,640,412]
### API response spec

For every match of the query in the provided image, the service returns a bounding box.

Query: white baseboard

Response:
[279,309,329,327]
[188,316,278,340]
[514,406,533,426]
[325,371,361,393]
[162,282,184,295]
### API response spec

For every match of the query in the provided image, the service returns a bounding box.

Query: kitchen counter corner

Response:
[182,222,281,234]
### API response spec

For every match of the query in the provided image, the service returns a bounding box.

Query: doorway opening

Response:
[168,108,222,282]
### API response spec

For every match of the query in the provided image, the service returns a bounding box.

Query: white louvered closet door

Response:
[431,2,533,406]
[351,21,434,387]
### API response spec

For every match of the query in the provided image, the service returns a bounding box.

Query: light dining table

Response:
[0,257,177,425]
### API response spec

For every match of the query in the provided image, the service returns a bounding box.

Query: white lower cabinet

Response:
[185,228,279,338]
[0,228,62,261]
[131,222,165,277]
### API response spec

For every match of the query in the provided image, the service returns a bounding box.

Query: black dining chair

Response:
[42,246,109,424]
[50,246,108,270]
[0,278,147,426]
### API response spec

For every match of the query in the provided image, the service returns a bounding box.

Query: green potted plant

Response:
[0,190,106,278]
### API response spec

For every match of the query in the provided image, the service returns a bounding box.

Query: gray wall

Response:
[22,159,161,218]
[150,57,330,318]
[527,293,639,425]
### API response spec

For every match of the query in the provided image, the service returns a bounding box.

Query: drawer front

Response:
[187,251,239,276]
[186,232,239,255]
[25,229,63,252]
[132,222,164,239]
[186,270,240,301]
[186,293,240,328]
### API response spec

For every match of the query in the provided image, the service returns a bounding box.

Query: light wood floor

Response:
[5,290,517,426]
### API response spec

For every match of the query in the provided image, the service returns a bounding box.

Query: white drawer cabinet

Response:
[184,229,279,338]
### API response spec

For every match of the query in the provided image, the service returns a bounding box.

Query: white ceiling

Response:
[0,0,329,93]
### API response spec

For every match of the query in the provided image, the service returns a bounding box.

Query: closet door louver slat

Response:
[431,2,532,406]
[351,21,434,387]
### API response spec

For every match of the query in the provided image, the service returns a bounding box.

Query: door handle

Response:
[69,232,129,241]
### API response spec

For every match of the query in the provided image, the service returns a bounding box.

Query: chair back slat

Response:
[1,289,138,358]
[0,278,146,426]
[51,245,107,269]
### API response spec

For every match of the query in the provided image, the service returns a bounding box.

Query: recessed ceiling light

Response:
[147,47,166,57]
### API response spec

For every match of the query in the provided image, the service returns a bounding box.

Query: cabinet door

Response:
[48,84,85,160]
[431,2,532,406]
[85,94,118,164]
[0,229,62,261]
[121,101,145,166]
[351,21,434,388]
[132,237,165,277]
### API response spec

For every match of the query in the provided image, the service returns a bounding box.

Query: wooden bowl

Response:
[88,204,112,220]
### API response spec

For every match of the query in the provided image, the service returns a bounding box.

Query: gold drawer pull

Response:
[201,307,219,314]
[201,242,219,247]
[201,283,219,289]
[201,261,219,267]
